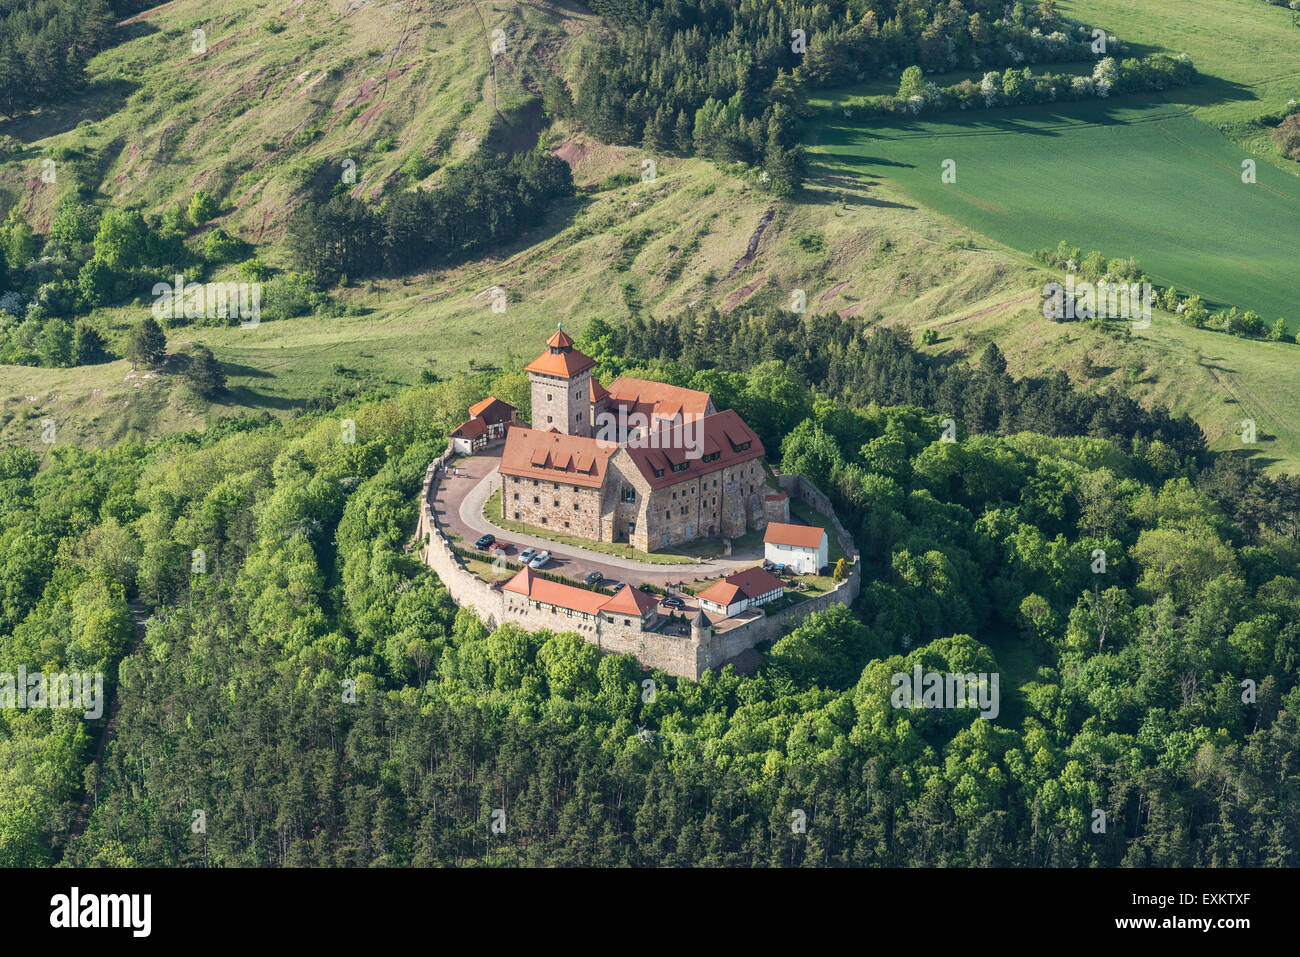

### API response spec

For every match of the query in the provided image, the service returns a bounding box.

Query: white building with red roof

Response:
[763,522,829,574]
[695,566,785,619]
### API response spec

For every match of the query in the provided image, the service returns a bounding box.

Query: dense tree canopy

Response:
[1,353,1294,867]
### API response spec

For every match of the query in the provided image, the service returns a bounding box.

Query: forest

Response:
[573,0,1108,192]
[2,325,1296,866]
[285,148,576,283]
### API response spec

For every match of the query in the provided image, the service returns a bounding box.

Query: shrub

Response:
[188,190,220,227]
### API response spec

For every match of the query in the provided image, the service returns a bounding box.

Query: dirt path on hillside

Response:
[724,207,776,281]
[935,292,1037,328]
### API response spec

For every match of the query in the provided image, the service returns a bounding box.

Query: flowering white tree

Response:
[980,71,1000,107]
[1092,57,1117,97]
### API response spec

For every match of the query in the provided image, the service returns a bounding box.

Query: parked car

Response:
[474,534,495,550]
[519,547,537,564]
[662,596,685,609]
[611,582,626,592]
[488,541,508,555]
[584,571,604,586]
[528,550,551,569]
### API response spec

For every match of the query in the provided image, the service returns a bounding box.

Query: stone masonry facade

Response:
[419,438,860,679]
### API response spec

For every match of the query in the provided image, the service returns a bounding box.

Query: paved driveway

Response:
[432,449,763,590]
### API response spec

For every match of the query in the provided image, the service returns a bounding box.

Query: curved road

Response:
[434,450,764,589]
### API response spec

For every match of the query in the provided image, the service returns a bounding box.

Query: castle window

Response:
[513,493,519,500]
[671,462,688,472]
[564,521,570,528]
[652,468,664,478]
[514,511,520,520]
[547,415,553,423]
[533,479,538,486]
[547,394,553,401]
[534,496,540,504]
[577,390,583,399]
[577,413,583,422]
[621,487,635,503]
[553,483,559,490]
[702,451,720,463]
[664,510,670,520]
[553,500,559,507]
[672,492,677,500]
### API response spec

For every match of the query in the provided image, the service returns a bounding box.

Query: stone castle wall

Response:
[416,444,861,679]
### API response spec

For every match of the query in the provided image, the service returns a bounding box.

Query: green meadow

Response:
[812,99,1300,326]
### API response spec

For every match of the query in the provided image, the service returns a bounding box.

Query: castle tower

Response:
[524,323,597,436]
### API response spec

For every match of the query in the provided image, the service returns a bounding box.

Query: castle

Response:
[496,326,786,551]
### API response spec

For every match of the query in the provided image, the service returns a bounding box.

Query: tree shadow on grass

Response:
[223,384,301,412]
[0,78,141,144]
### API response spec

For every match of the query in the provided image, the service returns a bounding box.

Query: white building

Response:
[695,566,785,619]
[763,522,828,574]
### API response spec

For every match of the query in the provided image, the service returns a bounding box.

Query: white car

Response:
[528,550,551,569]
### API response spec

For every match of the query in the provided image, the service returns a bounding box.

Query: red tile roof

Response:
[695,579,744,607]
[503,566,660,618]
[623,409,765,489]
[546,327,575,349]
[604,377,713,421]
[590,379,609,402]
[525,346,596,379]
[468,396,516,424]
[503,567,611,615]
[451,418,487,439]
[499,427,617,489]
[697,565,785,608]
[601,584,659,616]
[764,522,827,549]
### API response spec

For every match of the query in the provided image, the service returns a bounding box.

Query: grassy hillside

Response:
[0,0,1296,474]
[0,0,598,236]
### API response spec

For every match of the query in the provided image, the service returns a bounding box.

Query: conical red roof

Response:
[546,327,575,349]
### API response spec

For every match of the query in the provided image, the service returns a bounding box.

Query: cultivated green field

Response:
[1062,0,1300,127]
[812,99,1300,324]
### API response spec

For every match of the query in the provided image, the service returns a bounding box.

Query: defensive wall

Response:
[416,441,861,679]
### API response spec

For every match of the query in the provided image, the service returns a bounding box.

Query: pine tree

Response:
[127,316,166,369]
[183,345,226,397]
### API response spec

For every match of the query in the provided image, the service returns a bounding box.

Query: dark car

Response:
[584,571,604,586]
[474,534,495,550]
[611,582,626,592]
[662,596,685,609]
